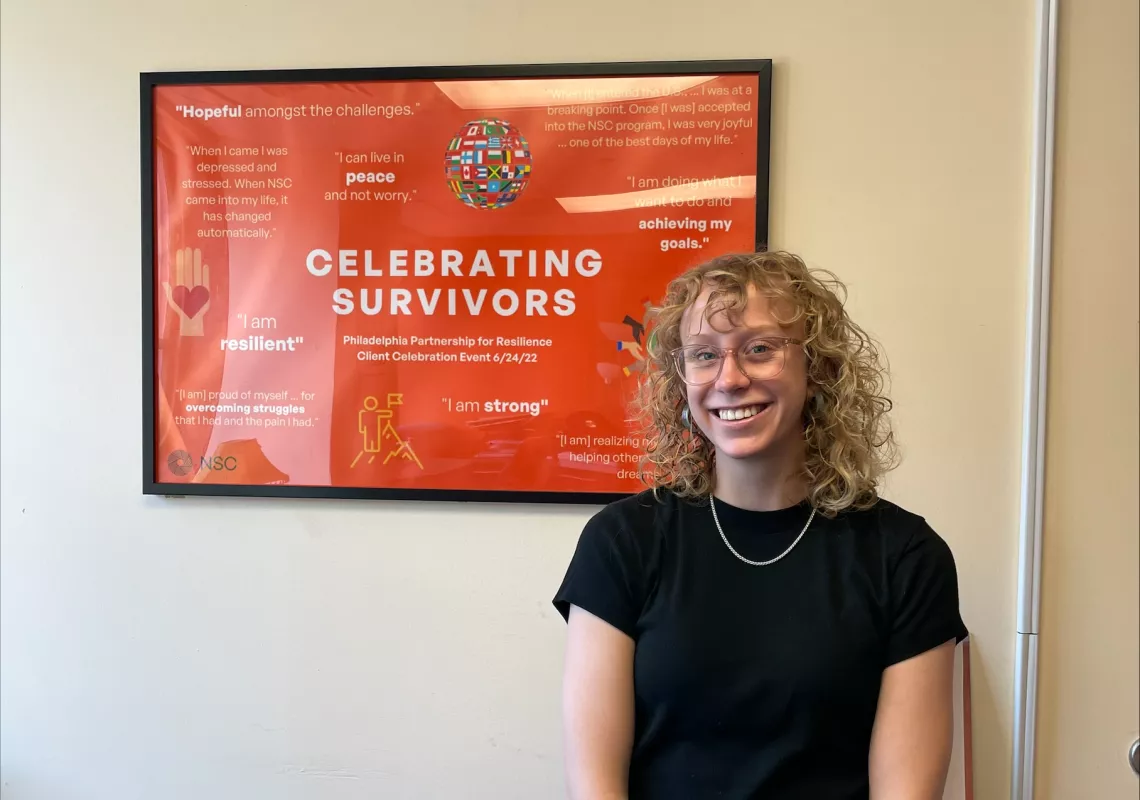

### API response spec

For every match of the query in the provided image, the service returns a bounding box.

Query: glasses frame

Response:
[669,336,804,386]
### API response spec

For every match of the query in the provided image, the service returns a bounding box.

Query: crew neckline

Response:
[704,494,815,536]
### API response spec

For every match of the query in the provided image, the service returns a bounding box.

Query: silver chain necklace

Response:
[709,496,817,567]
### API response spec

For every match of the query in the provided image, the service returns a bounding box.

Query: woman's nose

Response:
[715,352,751,391]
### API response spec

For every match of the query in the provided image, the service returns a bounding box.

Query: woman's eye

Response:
[746,342,772,355]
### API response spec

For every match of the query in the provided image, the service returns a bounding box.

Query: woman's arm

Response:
[868,638,958,800]
[562,604,636,800]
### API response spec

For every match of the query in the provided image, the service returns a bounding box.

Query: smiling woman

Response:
[638,250,898,514]
[553,251,969,800]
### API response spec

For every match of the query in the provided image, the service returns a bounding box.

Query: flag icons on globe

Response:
[444,119,532,210]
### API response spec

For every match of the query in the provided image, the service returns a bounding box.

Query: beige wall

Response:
[0,0,1041,797]
[1035,0,1140,797]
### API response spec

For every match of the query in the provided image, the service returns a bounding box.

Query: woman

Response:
[553,251,968,799]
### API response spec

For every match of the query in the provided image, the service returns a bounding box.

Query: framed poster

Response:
[142,59,772,504]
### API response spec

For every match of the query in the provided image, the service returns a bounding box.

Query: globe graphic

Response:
[444,119,532,210]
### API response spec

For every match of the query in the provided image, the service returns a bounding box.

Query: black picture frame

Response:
[141,58,773,505]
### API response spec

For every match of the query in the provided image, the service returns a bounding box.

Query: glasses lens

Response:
[738,339,786,381]
[675,346,723,385]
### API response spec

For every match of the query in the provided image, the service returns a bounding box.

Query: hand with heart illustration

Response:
[163,247,211,336]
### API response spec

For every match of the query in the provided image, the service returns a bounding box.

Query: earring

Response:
[813,393,825,412]
[681,405,692,430]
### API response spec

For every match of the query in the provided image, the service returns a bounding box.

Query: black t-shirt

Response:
[553,489,969,800]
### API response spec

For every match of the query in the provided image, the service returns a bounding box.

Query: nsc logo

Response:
[166,450,238,477]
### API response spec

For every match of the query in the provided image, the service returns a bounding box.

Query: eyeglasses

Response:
[670,337,803,386]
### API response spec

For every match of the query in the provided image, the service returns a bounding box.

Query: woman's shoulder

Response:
[836,494,915,523]
[584,488,688,541]
[837,496,960,572]
[553,489,684,633]
[837,496,937,535]
[840,498,970,658]
[567,489,691,573]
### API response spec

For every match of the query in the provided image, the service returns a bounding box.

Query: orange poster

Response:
[142,61,772,502]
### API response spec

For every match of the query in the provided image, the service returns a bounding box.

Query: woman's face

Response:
[678,284,809,463]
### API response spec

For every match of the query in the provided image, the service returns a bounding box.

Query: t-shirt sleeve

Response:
[552,508,647,639]
[884,519,970,667]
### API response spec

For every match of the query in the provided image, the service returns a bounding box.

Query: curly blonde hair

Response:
[634,251,898,516]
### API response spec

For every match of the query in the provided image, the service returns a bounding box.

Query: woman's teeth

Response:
[716,404,766,421]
